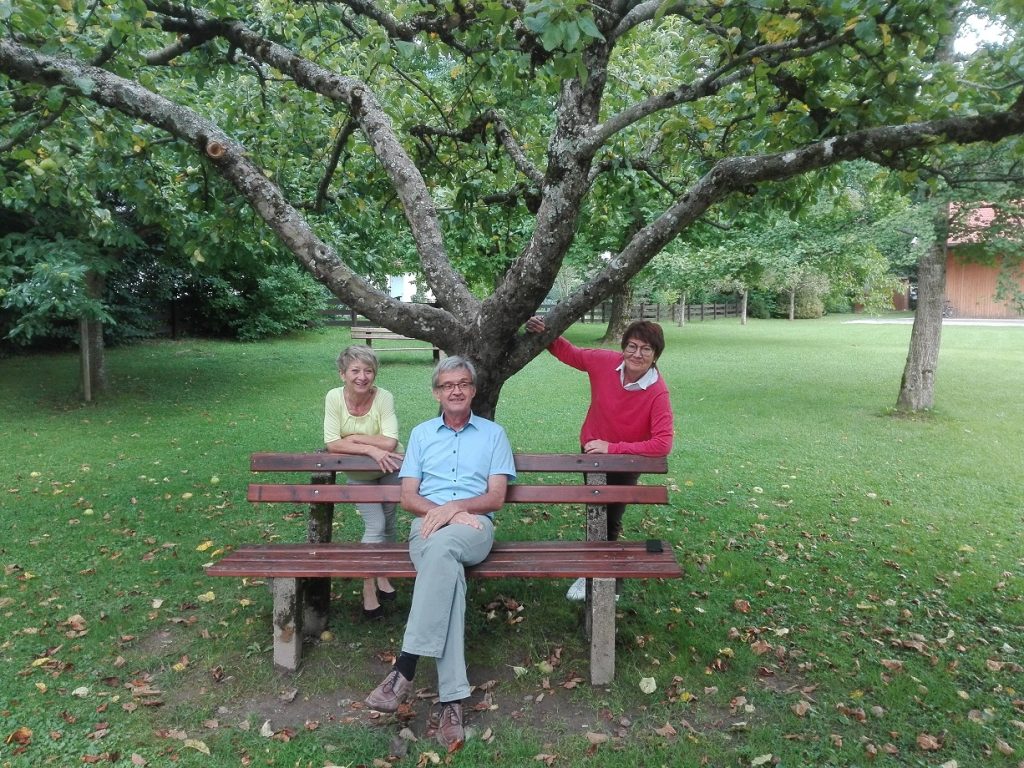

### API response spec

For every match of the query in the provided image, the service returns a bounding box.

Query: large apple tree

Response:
[2,0,1022,415]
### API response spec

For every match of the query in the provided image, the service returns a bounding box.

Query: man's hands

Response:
[583,439,610,454]
[402,476,505,539]
[420,503,482,539]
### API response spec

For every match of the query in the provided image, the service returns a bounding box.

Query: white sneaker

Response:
[566,577,587,601]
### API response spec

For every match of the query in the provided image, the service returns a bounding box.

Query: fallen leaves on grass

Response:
[993,738,1014,756]
[257,719,297,741]
[750,639,773,655]
[184,739,210,755]
[484,595,525,624]
[916,732,943,751]
[791,700,811,717]
[5,726,32,752]
[836,703,866,723]
[653,722,677,738]
[58,614,88,638]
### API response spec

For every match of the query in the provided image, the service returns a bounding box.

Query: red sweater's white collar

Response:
[616,362,659,390]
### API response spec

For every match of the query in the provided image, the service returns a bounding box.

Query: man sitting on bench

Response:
[364,355,516,753]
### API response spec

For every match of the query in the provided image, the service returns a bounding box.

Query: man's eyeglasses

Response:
[436,380,475,393]
[624,343,654,357]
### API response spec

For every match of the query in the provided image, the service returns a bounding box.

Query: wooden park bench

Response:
[205,452,680,684]
[350,326,441,361]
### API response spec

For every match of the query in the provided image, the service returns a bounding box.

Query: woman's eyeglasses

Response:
[624,343,654,357]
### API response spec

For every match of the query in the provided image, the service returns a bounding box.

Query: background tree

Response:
[2,0,1022,415]
[650,163,922,323]
[890,0,1023,410]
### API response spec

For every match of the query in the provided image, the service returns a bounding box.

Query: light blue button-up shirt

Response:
[400,413,516,512]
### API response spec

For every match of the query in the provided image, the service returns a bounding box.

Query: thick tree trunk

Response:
[739,289,748,325]
[81,270,107,398]
[601,282,633,343]
[601,217,644,343]
[788,288,796,320]
[471,380,502,422]
[896,242,946,411]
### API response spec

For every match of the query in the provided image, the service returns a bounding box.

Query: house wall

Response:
[946,250,1023,319]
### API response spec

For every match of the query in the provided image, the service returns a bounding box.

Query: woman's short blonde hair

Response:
[337,344,379,374]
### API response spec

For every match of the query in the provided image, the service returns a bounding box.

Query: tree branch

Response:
[143,32,216,65]
[490,109,545,186]
[547,102,1024,333]
[0,37,469,342]
[313,119,358,213]
[143,0,478,319]
[586,30,847,152]
[410,108,545,186]
[319,0,477,56]
[0,30,123,153]
[609,0,682,43]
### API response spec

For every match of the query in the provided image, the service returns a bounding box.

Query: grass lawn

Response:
[1,315,1022,767]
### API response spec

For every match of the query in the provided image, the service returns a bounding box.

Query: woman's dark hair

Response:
[620,321,665,361]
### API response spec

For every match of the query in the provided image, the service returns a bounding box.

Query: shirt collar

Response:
[616,361,659,390]
[435,411,478,432]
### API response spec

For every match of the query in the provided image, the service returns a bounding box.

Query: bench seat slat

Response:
[206,541,682,580]
[247,483,668,505]
[249,452,668,474]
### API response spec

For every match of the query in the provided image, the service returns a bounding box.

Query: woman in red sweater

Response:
[526,316,674,599]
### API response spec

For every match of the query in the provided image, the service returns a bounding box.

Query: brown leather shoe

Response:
[364,669,412,712]
[435,701,465,753]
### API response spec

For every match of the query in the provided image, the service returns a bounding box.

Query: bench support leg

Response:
[584,473,608,642]
[305,464,335,636]
[271,577,304,670]
[588,577,616,685]
[582,472,617,684]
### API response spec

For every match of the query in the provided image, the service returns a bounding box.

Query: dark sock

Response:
[396,651,419,681]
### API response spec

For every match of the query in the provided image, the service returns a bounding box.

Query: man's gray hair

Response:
[337,344,379,374]
[432,355,476,388]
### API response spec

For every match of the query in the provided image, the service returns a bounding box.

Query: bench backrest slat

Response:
[205,540,682,580]
[250,452,667,474]
[248,483,668,505]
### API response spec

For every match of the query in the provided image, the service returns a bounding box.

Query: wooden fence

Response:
[535,301,740,324]
[322,300,739,327]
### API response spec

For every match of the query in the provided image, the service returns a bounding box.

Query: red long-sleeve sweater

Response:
[548,336,674,457]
